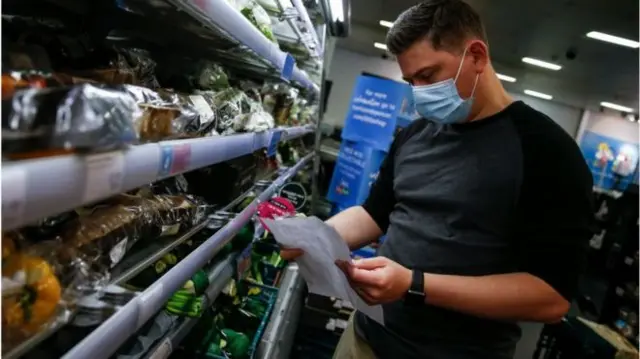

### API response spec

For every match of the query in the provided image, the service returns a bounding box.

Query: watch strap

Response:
[405,270,425,306]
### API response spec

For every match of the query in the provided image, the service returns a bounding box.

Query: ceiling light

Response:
[496,73,516,82]
[374,42,388,51]
[379,20,393,28]
[586,31,640,48]
[521,57,562,71]
[601,101,635,113]
[329,0,344,22]
[524,89,553,100]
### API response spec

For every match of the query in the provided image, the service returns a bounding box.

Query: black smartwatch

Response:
[404,270,426,306]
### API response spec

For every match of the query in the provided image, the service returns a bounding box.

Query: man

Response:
[283,1,594,358]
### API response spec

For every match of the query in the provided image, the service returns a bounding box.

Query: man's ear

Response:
[468,40,489,74]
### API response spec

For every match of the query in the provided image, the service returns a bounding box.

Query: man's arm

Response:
[422,272,568,323]
[326,206,382,250]
[343,257,568,323]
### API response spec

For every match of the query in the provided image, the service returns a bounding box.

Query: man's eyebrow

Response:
[402,66,435,82]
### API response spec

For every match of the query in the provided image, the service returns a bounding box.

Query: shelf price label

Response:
[281,54,295,82]
[83,152,125,203]
[2,168,27,229]
[267,130,283,158]
[236,245,252,280]
[158,143,192,177]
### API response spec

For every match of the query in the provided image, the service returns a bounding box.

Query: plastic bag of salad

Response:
[236,0,278,43]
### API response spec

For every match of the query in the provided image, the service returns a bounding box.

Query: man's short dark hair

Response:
[386,0,487,55]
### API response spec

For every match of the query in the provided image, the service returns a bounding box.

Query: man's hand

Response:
[336,257,412,305]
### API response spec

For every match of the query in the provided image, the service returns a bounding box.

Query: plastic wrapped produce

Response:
[2,84,139,159]
[1,240,99,353]
[236,0,278,43]
[210,88,262,133]
[2,253,62,344]
[117,48,161,89]
[230,111,275,133]
[57,194,196,269]
[194,62,230,91]
[261,83,298,126]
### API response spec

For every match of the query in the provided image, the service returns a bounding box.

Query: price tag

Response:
[158,144,192,177]
[109,238,128,267]
[2,168,27,229]
[267,130,282,158]
[189,95,215,121]
[237,245,252,280]
[83,152,125,203]
[281,54,295,81]
[149,337,173,359]
[137,283,165,328]
[278,182,308,210]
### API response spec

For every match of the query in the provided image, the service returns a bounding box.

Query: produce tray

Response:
[204,282,279,359]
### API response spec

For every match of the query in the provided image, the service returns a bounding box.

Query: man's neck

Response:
[469,70,514,122]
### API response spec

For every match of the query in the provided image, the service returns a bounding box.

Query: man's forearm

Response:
[326,206,382,250]
[423,272,569,323]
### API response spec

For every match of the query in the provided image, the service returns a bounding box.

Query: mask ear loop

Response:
[453,46,469,83]
[455,46,480,99]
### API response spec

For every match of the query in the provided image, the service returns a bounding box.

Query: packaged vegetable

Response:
[2,254,61,338]
[2,84,139,159]
[236,0,278,43]
[57,194,196,269]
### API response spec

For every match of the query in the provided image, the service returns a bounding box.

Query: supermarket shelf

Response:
[2,126,313,231]
[291,0,322,56]
[255,263,305,359]
[142,253,236,359]
[173,0,317,90]
[62,153,314,359]
[3,175,276,359]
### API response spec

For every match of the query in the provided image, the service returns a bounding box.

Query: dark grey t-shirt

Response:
[356,101,594,359]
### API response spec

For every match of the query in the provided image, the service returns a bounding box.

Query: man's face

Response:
[397,39,480,100]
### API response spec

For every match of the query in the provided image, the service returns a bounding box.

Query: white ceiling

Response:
[338,0,639,112]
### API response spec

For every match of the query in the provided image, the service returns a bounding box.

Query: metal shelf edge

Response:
[2,126,312,231]
[61,153,314,359]
[190,0,286,71]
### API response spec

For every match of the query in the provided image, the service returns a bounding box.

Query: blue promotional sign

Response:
[281,54,295,82]
[327,140,387,207]
[341,75,411,150]
[579,131,639,190]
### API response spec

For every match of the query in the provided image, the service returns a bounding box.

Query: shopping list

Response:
[262,216,384,325]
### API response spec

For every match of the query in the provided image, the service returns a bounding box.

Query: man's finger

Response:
[354,287,378,305]
[352,257,388,270]
[279,248,304,260]
[348,267,383,286]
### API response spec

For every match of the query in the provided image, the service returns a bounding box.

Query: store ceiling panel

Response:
[338,0,639,112]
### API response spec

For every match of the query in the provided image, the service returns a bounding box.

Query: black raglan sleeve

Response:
[362,120,424,233]
[512,109,595,300]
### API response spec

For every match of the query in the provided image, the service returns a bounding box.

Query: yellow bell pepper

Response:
[2,254,62,336]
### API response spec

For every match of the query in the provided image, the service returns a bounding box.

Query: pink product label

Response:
[257,197,296,230]
[171,144,191,174]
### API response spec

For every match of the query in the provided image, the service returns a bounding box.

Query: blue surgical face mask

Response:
[412,47,480,124]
